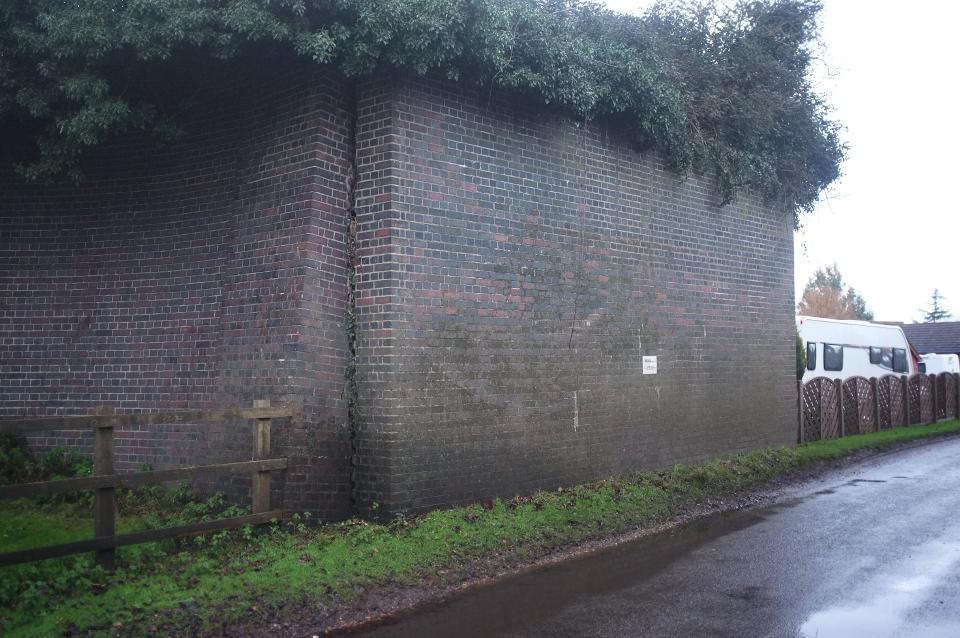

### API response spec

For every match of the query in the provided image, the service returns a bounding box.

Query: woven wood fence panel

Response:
[878,375,905,429]
[944,374,958,420]
[877,375,892,430]
[821,379,841,439]
[909,375,934,425]
[822,379,842,439]
[800,374,957,441]
[843,377,876,435]
[801,378,824,442]
[801,377,841,441]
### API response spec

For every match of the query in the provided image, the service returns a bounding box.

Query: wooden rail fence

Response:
[0,400,291,570]
[798,372,960,443]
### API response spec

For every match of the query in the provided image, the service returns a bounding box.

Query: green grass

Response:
[3,420,960,637]
[0,501,161,554]
[0,502,93,553]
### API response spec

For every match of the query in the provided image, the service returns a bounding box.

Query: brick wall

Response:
[2,68,797,521]
[351,75,796,517]
[0,62,354,518]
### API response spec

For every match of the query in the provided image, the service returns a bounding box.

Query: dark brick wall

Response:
[351,75,796,517]
[2,68,796,521]
[0,63,353,518]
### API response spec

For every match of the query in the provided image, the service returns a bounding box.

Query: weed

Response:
[2,421,960,637]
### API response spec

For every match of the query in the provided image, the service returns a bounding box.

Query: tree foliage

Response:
[797,265,873,321]
[0,0,843,217]
[920,289,952,323]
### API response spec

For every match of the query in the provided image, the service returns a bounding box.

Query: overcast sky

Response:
[601,0,960,323]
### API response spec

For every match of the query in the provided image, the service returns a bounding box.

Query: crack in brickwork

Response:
[343,85,361,509]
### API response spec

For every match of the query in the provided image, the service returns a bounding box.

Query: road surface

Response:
[353,437,960,637]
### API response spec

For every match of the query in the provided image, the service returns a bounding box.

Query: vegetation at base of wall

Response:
[4,420,959,637]
[0,0,842,220]
[0,433,93,483]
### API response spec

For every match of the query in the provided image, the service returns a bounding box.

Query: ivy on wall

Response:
[0,0,842,220]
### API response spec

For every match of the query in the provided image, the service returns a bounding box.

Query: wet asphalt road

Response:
[355,438,960,637]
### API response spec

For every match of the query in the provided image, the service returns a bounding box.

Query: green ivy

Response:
[796,330,806,381]
[0,0,843,219]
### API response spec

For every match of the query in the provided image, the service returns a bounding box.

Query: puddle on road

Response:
[352,503,789,637]
[799,535,960,638]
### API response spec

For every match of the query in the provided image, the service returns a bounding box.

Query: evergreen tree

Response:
[920,289,952,323]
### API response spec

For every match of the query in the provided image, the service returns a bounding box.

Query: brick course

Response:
[350,75,796,517]
[2,68,795,519]
[0,62,354,518]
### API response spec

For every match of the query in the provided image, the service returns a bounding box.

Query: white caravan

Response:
[919,353,960,375]
[797,316,916,382]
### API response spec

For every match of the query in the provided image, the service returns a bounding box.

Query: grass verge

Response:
[3,419,960,637]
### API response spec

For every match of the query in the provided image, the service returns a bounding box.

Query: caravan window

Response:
[870,347,894,370]
[893,348,908,373]
[806,342,817,371]
[824,344,843,371]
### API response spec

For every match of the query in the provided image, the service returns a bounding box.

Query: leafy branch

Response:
[0,0,843,220]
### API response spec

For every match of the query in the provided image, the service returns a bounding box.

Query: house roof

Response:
[899,322,960,355]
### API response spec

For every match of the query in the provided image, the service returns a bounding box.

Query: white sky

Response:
[601,0,960,323]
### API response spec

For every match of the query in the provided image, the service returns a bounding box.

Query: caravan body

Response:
[919,353,960,375]
[797,316,916,383]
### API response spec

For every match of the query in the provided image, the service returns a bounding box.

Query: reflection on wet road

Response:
[351,437,960,637]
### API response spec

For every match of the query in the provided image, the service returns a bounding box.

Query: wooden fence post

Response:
[902,375,910,426]
[94,421,116,570]
[956,373,960,420]
[931,374,939,423]
[252,399,272,514]
[835,378,845,438]
[870,377,880,432]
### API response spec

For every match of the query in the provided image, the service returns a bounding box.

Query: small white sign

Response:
[642,355,658,375]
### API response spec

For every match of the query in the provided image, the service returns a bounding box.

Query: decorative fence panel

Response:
[936,374,946,420]
[877,375,906,430]
[800,377,842,442]
[944,373,958,422]
[799,372,959,443]
[843,376,876,435]
[909,375,934,425]
[801,378,823,442]
[877,375,892,430]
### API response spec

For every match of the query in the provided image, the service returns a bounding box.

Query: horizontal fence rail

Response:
[0,401,292,569]
[0,512,283,567]
[0,406,289,434]
[0,459,288,501]
[799,372,960,444]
